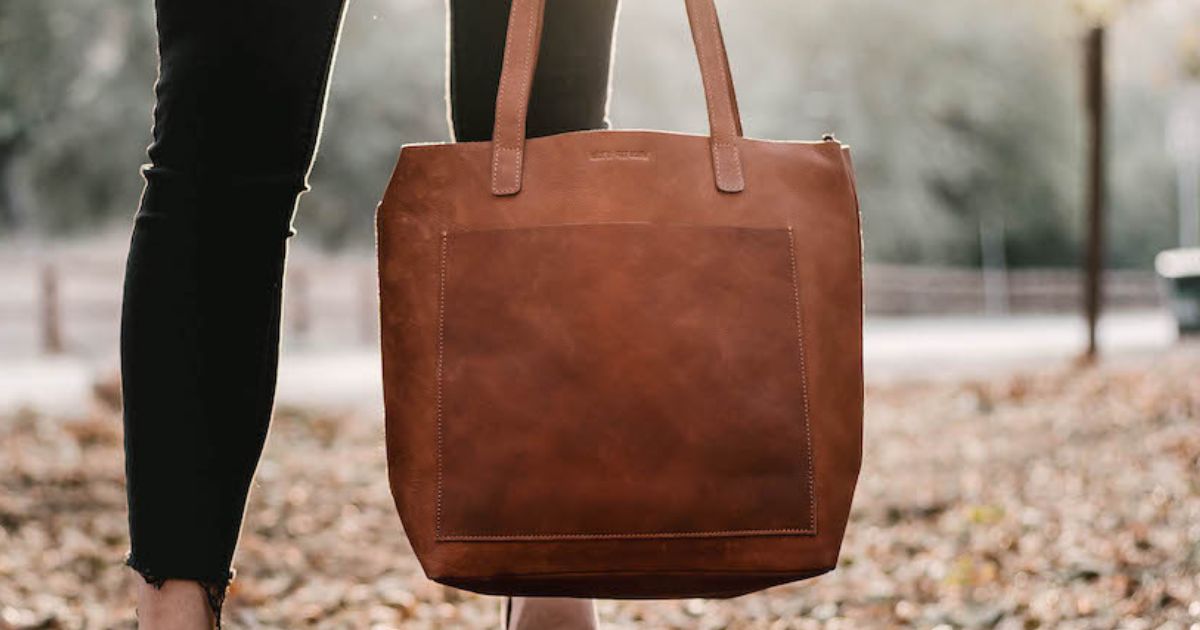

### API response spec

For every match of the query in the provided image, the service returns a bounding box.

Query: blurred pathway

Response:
[863,308,1177,382]
[1,310,1179,416]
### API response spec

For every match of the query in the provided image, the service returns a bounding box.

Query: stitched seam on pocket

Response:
[434,225,817,541]
[434,230,451,539]
[440,528,814,542]
[787,226,818,535]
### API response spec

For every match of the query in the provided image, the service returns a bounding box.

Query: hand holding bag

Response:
[376,0,864,599]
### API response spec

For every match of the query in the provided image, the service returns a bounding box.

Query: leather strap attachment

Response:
[490,0,746,196]
[684,0,744,193]
[490,0,546,196]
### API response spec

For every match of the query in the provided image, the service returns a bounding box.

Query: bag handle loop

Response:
[489,0,746,196]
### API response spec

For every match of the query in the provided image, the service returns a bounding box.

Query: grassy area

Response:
[1,349,1198,628]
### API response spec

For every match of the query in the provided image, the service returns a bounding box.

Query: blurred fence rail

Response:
[866,264,1162,315]
[0,247,1165,359]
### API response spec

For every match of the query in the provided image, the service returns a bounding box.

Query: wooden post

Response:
[359,269,377,345]
[1082,26,1107,361]
[40,263,64,354]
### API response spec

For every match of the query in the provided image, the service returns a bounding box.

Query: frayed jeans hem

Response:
[125,554,233,627]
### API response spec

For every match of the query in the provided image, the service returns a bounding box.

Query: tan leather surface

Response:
[376,0,863,598]
[436,223,815,541]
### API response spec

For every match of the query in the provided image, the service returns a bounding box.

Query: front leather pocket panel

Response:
[435,223,816,541]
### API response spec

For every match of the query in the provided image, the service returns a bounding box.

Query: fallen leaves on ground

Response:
[1,348,1198,629]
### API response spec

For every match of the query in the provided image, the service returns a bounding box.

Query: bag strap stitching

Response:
[490,0,539,195]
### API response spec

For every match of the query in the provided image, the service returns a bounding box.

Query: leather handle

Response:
[490,0,746,196]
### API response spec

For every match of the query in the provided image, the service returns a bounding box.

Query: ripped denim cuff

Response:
[125,554,234,628]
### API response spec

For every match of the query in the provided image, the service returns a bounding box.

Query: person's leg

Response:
[449,0,621,142]
[121,0,347,625]
[448,2,620,628]
[506,596,601,630]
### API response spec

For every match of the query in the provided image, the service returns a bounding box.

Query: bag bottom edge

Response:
[432,567,835,599]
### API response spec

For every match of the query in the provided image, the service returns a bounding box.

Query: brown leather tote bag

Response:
[376,0,863,599]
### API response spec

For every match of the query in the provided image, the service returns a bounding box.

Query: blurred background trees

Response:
[1,0,1195,268]
[0,0,154,234]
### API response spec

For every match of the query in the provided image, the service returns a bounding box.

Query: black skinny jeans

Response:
[121,0,619,607]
